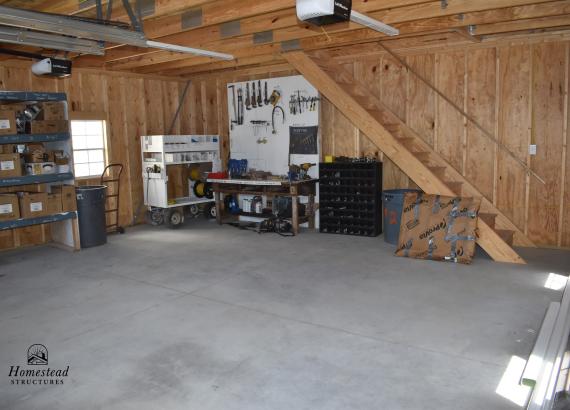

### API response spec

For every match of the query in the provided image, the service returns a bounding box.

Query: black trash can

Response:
[76,185,107,248]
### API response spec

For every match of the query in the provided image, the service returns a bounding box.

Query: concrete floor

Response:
[0,220,568,410]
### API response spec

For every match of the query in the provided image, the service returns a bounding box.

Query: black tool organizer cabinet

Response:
[319,161,382,237]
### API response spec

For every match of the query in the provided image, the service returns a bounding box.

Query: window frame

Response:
[69,112,109,180]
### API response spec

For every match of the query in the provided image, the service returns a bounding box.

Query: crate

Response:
[319,161,382,237]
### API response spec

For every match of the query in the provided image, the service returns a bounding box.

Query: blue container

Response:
[382,189,421,245]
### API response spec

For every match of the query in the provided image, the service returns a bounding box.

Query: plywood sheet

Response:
[380,55,406,122]
[407,54,435,145]
[496,44,531,231]
[436,51,466,172]
[333,110,357,157]
[528,42,565,246]
[144,79,165,134]
[465,48,497,201]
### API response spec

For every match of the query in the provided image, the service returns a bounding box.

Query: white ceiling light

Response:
[296,0,399,36]
[0,26,104,55]
[146,41,234,61]
[0,5,234,60]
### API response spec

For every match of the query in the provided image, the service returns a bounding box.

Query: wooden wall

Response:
[322,38,570,249]
[1,34,569,250]
[0,62,203,250]
[188,37,570,249]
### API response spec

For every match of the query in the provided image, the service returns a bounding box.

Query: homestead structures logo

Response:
[27,344,48,365]
[9,345,70,385]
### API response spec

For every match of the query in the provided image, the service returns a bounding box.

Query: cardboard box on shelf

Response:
[30,120,69,134]
[0,153,22,177]
[47,193,63,214]
[51,185,76,212]
[18,192,49,219]
[0,110,17,135]
[23,143,47,163]
[39,102,66,121]
[0,193,20,221]
[25,162,56,175]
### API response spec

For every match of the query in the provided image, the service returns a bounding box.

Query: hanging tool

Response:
[270,89,281,106]
[297,90,302,114]
[245,83,251,110]
[228,85,237,129]
[264,82,269,105]
[272,105,285,134]
[257,80,263,107]
[237,88,244,125]
[250,120,270,137]
[289,95,296,115]
[252,82,257,108]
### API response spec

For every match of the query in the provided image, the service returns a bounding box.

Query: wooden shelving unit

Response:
[0,91,80,251]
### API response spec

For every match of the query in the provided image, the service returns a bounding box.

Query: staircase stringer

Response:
[314,51,535,248]
[284,50,525,264]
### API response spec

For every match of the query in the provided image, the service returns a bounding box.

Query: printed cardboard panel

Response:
[395,192,481,264]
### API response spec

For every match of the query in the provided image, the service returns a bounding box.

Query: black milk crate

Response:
[319,161,382,237]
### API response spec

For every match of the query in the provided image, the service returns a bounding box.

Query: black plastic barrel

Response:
[382,189,422,245]
[76,185,107,248]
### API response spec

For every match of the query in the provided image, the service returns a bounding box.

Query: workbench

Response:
[207,178,318,235]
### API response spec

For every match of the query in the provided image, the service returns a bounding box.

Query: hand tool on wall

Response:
[269,90,281,106]
[245,83,251,110]
[272,105,285,134]
[252,82,257,108]
[228,85,237,129]
[264,82,269,105]
[257,80,263,107]
[237,88,244,125]
[297,90,302,114]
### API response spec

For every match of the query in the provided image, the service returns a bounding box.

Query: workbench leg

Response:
[308,194,315,230]
[215,191,222,225]
[292,195,299,235]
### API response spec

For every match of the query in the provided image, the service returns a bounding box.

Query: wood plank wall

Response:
[1,36,569,250]
[0,63,201,251]
[189,38,569,249]
[325,39,570,249]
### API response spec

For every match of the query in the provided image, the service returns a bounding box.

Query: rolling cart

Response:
[141,135,221,228]
[100,163,125,234]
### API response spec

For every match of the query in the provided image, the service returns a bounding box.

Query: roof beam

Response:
[109,0,567,73]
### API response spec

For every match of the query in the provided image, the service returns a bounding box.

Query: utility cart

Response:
[141,135,221,228]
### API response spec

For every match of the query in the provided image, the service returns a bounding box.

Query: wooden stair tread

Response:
[495,229,515,246]
[444,181,463,195]
[479,213,497,229]
[427,166,446,178]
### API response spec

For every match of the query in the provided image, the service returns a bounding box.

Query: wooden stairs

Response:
[284,50,536,264]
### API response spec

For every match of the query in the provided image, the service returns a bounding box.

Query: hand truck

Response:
[100,163,125,234]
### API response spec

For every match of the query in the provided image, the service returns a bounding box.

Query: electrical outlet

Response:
[529,144,537,156]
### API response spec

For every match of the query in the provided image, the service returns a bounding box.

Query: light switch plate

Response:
[529,144,537,156]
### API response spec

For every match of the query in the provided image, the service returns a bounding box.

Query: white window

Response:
[70,120,107,178]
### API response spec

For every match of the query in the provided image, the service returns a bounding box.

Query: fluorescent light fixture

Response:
[0,26,104,55]
[0,6,234,61]
[0,5,147,47]
[146,40,234,60]
[350,11,399,36]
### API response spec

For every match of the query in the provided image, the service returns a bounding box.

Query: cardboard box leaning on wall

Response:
[0,193,20,221]
[0,153,22,177]
[51,185,77,212]
[17,191,49,219]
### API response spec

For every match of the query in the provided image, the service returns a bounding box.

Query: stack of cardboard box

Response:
[0,185,76,222]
